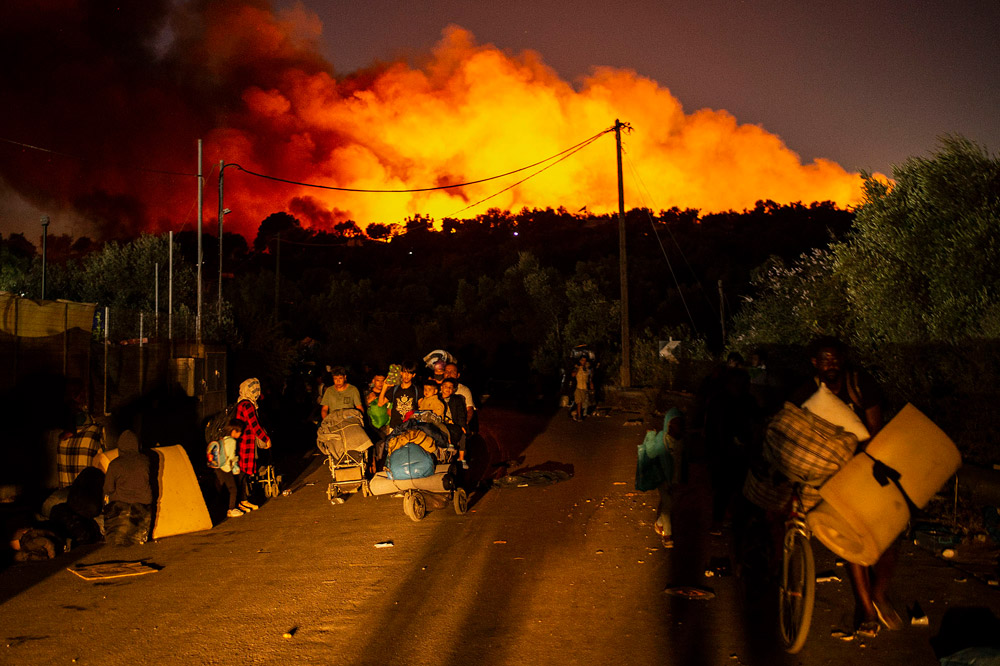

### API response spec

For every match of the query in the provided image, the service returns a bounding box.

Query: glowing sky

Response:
[1,0,997,241]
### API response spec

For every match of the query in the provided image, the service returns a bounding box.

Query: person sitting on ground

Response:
[440,378,469,469]
[8,526,64,562]
[417,379,446,418]
[320,366,363,419]
[214,419,245,519]
[103,430,153,547]
[57,417,104,489]
[50,466,105,546]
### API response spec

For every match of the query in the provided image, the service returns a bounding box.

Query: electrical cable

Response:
[621,145,701,335]
[227,126,616,194]
[448,132,608,216]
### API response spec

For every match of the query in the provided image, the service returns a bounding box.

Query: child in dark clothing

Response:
[440,379,469,469]
[103,430,153,546]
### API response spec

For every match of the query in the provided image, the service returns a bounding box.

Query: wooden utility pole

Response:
[273,232,281,323]
[718,279,726,345]
[196,139,203,345]
[615,119,631,388]
[218,159,225,318]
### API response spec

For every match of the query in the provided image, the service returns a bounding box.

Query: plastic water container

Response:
[807,404,961,566]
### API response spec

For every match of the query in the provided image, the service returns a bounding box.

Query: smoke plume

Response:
[0,0,866,240]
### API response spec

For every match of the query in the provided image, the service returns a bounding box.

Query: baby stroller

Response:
[368,411,469,521]
[317,408,373,504]
[257,450,281,499]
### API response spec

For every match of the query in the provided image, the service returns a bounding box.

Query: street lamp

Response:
[40,215,49,300]
[219,207,231,317]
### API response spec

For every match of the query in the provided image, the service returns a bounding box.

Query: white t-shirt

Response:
[455,383,476,411]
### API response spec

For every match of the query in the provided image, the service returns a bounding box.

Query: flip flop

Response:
[873,600,904,630]
[855,620,880,639]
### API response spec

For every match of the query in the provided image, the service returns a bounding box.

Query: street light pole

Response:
[218,159,225,318]
[40,215,49,300]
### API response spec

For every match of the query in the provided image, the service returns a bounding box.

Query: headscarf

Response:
[238,378,261,407]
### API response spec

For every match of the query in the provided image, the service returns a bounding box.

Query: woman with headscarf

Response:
[235,378,271,512]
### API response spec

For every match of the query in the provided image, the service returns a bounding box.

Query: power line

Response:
[621,144,701,335]
[449,132,609,216]
[227,126,616,194]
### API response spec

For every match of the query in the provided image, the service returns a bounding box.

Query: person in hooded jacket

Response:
[103,430,152,546]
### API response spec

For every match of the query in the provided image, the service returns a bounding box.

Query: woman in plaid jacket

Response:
[235,378,271,511]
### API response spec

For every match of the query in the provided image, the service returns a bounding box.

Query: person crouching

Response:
[103,430,153,546]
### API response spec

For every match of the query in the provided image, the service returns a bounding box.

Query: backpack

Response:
[205,403,238,445]
[206,439,224,469]
[205,403,238,468]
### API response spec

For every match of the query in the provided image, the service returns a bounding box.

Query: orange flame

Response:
[208,24,865,237]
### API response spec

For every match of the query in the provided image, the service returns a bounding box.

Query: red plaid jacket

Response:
[236,400,268,475]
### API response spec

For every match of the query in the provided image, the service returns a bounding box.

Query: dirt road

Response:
[2,406,998,665]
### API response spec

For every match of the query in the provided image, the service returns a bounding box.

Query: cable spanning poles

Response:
[227,126,617,194]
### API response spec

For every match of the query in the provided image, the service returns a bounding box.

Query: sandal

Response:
[855,620,880,639]
[873,599,904,630]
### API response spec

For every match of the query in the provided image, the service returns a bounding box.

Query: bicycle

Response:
[779,484,816,654]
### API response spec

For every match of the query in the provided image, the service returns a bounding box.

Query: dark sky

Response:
[304,0,1000,174]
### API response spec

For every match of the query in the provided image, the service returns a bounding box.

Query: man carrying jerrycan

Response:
[759,336,961,640]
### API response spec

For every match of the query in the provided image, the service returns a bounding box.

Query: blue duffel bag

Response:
[386,442,436,480]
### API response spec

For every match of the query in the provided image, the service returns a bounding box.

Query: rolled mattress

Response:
[368,465,453,494]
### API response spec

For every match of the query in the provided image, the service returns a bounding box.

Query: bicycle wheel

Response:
[779,529,815,654]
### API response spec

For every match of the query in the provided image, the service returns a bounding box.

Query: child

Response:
[440,378,469,469]
[379,361,421,430]
[215,419,245,518]
[365,372,390,433]
[103,430,153,546]
[417,379,445,418]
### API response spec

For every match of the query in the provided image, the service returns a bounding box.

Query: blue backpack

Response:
[387,443,435,480]
[207,439,224,469]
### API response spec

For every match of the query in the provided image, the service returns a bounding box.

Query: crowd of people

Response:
[318,358,477,471]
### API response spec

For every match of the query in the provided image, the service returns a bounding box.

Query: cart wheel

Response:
[327,483,341,505]
[453,487,468,515]
[360,479,371,498]
[404,491,426,521]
